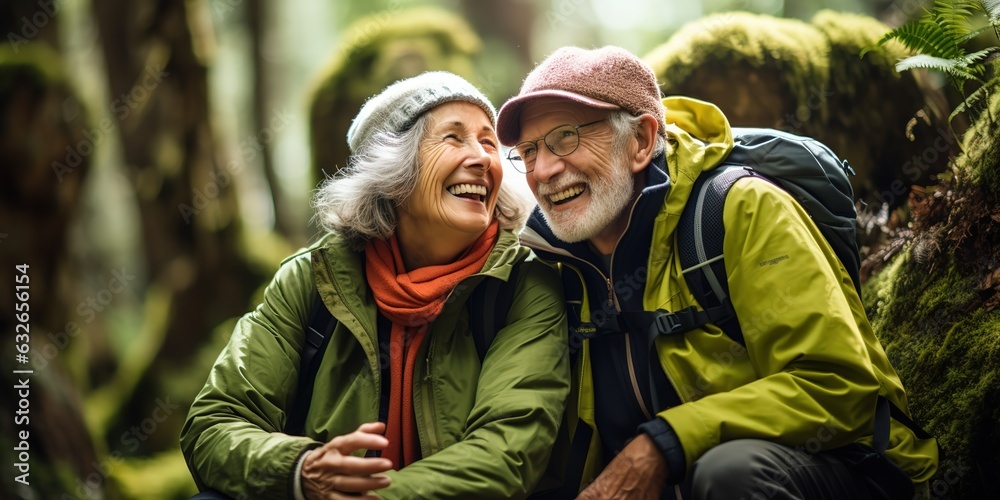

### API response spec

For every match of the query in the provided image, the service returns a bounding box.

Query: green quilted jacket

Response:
[180,228,571,499]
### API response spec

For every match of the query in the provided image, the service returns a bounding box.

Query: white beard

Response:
[536,157,635,243]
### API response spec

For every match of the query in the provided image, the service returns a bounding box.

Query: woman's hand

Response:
[301,422,394,499]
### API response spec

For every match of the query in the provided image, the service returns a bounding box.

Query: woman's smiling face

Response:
[398,101,503,244]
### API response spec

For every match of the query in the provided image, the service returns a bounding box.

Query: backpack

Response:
[616,128,932,499]
[283,265,520,436]
[618,127,864,382]
[676,127,862,345]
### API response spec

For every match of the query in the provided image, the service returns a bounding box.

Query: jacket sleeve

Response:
[659,178,882,475]
[179,253,323,499]
[379,259,572,499]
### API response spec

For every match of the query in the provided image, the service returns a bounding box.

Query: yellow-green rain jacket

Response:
[521,96,938,492]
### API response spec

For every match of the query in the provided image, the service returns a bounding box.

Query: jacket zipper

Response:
[324,252,382,410]
[421,335,440,455]
[610,195,656,419]
[524,193,678,421]
[608,198,684,496]
[624,333,654,420]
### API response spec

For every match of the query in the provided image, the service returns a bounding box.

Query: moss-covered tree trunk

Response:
[864,83,1000,499]
[88,0,266,460]
[0,11,99,497]
[645,11,954,212]
[248,0,297,243]
[90,0,262,359]
[308,6,482,183]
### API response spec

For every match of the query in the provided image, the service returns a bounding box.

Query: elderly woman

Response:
[180,72,570,499]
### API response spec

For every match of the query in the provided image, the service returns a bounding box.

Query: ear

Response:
[629,114,659,174]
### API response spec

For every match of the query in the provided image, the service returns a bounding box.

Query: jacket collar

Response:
[312,227,526,329]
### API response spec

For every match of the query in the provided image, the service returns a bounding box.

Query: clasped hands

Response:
[301,422,393,500]
[300,423,668,499]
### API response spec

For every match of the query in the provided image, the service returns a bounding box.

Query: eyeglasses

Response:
[507,119,606,173]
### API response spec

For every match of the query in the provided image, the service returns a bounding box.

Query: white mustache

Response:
[536,172,589,197]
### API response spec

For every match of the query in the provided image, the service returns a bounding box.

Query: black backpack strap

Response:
[468,264,522,363]
[284,292,337,436]
[556,421,594,499]
[886,398,933,440]
[677,165,756,346]
[618,307,710,413]
[560,265,593,357]
[189,490,234,499]
[605,165,754,412]
[874,395,891,454]
[376,312,391,428]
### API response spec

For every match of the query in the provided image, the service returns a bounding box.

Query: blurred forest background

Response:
[1,0,998,498]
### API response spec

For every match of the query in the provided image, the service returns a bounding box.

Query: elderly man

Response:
[497,46,938,499]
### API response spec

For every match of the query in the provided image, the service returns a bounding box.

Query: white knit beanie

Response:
[347,71,496,154]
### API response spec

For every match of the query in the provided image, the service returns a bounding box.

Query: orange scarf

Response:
[364,221,499,469]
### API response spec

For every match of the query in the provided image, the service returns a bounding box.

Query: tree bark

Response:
[0,7,99,496]
[89,0,264,363]
[248,0,297,243]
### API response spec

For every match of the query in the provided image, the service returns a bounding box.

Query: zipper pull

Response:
[606,278,613,307]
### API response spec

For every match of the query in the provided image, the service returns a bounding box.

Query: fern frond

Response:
[961,25,994,42]
[976,0,1000,21]
[948,81,993,123]
[895,54,978,81]
[934,0,977,39]
[965,46,1000,63]
[878,19,964,59]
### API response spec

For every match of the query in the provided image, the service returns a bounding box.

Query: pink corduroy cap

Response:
[497,46,665,145]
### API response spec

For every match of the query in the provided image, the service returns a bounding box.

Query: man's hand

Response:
[577,433,669,500]
[302,422,394,500]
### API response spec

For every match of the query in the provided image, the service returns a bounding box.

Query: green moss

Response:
[644,12,829,114]
[867,246,999,497]
[866,250,978,341]
[863,246,906,320]
[955,77,1000,202]
[810,10,911,102]
[307,5,481,114]
[114,448,198,498]
[811,10,909,74]
[307,5,482,177]
[911,308,999,495]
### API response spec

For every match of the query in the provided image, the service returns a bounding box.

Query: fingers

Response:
[301,422,393,500]
[338,494,381,500]
[303,481,384,500]
[331,431,390,454]
[317,422,389,455]
[306,453,394,476]
[325,472,392,493]
[302,465,391,499]
[356,421,385,434]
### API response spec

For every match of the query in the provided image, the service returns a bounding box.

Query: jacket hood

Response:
[524,96,733,257]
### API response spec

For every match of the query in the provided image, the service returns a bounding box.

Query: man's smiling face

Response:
[518,98,635,244]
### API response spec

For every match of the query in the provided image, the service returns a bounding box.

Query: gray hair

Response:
[607,110,668,159]
[313,115,526,249]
